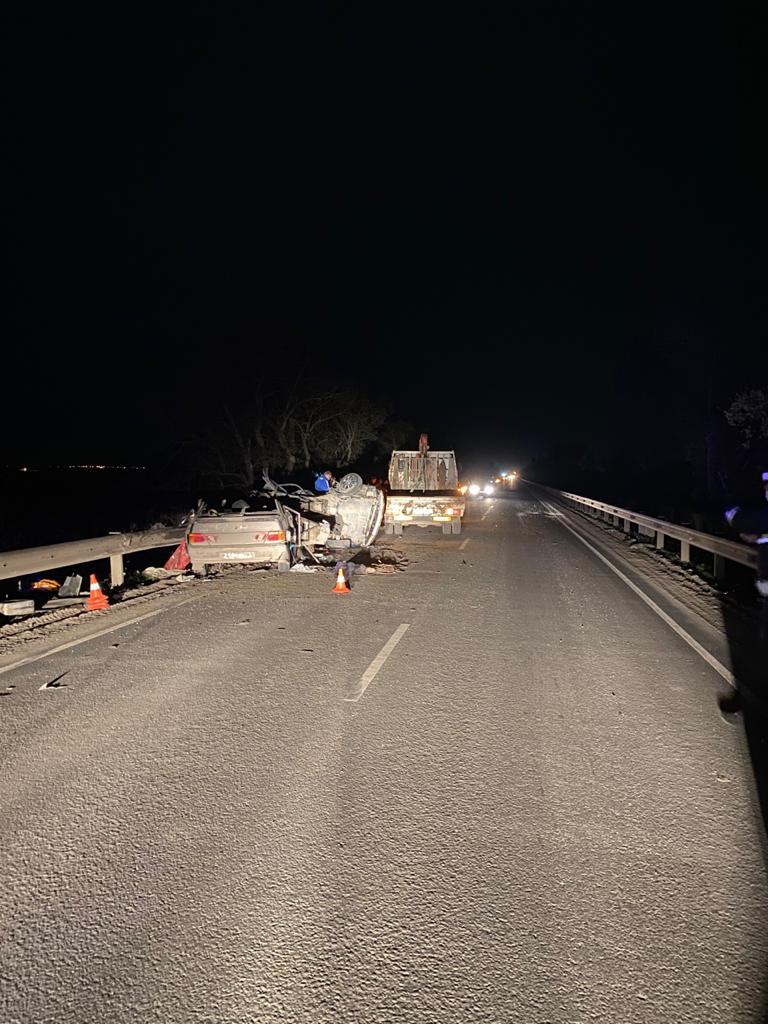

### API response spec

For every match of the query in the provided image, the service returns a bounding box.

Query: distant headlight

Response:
[468,483,480,496]
[483,485,495,495]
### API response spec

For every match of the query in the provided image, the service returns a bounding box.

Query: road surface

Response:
[1,486,767,1023]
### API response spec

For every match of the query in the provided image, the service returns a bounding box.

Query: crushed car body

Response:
[186,473,384,574]
[302,473,384,552]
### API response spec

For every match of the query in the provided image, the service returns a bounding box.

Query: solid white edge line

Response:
[539,498,736,688]
[0,598,197,680]
[344,623,411,703]
[459,538,470,550]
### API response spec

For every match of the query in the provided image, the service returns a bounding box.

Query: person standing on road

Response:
[721,471,768,716]
[725,470,768,601]
[314,470,334,494]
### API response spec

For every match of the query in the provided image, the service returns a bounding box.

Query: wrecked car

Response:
[187,495,294,575]
[186,473,384,575]
[300,473,384,553]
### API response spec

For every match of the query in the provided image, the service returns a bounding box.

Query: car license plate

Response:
[221,552,255,560]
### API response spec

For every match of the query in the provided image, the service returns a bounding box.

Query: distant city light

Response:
[11,464,146,472]
[62,464,147,470]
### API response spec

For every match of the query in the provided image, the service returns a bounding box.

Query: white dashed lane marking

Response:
[344,623,411,703]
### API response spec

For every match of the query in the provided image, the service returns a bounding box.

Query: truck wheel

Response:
[393,523,404,536]
[451,519,462,535]
[384,522,394,535]
[336,472,363,496]
[442,523,452,535]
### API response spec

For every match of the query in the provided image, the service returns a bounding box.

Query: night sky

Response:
[6,4,767,473]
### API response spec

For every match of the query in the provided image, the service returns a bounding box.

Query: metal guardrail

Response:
[0,527,187,588]
[533,484,757,577]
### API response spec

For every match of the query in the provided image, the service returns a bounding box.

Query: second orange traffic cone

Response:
[332,565,350,594]
[86,574,110,611]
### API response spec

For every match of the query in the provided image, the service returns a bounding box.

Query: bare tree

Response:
[725,389,768,448]
[290,391,343,468]
[317,393,386,466]
[375,418,415,455]
[192,374,388,486]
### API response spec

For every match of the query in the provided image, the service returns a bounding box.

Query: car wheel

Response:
[336,472,363,496]
[393,522,404,536]
[383,522,394,535]
[442,522,452,535]
[451,519,462,534]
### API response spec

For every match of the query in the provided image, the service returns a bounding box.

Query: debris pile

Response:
[352,547,409,574]
[141,567,194,583]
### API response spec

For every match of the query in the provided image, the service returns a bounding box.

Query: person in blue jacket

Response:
[314,470,334,494]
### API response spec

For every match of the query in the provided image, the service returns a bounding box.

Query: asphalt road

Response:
[2,487,767,1023]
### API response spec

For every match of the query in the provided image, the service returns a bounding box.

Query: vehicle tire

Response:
[393,522,404,536]
[197,564,209,577]
[277,559,291,573]
[336,472,363,496]
[442,522,452,535]
[451,519,462,535]
[383,521,394,535]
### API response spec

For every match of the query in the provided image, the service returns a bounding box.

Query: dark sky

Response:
[5,3,767,470]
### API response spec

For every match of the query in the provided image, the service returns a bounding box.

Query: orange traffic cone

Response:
[86,574,109,611]
[332,565,350,595]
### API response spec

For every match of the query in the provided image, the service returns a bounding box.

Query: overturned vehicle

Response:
[186,473,384,575]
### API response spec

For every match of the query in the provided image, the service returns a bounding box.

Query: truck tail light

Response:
[263,531,285,542]
[188,533,212,544]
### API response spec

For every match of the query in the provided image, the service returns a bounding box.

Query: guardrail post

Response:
[713,553,725,580]
[110,554,125,588]
[656,530,665,551]
[680,540,690,563]
[623,517,631,534]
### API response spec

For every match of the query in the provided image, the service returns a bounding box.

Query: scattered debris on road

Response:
[141,566,194,582]
[0,600,35,618]
[40,671,69,690]
[0,540,410,663]
[350,546,409,574]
